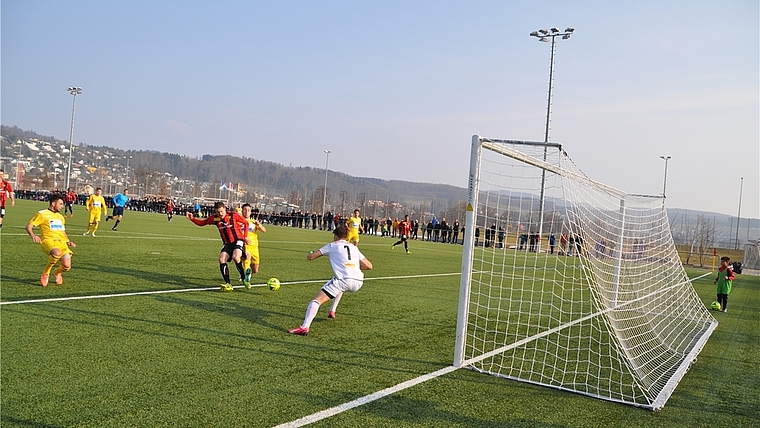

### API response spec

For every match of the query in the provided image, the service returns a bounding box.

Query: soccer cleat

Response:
[244,267,252,283]
[83,231,89,236]
[243,278,251,289]
[112,227,117,231]
[406,250,411,254]
[328,311,336,319]
[105,216,110,222]
[40,273,49,287]
[91,233,97,237]
[55,273,63,285]
[288,326,310,336]
[391,244,395,249]
[220,283,234,292]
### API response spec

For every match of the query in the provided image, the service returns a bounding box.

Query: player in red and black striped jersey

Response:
[0,168,15,229]
[186,201,250,291]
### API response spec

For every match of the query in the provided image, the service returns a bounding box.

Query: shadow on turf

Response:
[4,298,441,377]
[76,261,209,289]
[0,415,58,428]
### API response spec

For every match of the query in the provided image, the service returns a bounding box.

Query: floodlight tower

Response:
[530,27,574,249]
[660,156,671,198]
[65,86,82,191]
[321,150,331,224]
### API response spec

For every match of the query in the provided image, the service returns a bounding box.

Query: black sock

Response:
[220,263,230,283]
[404,242,408,251]
[114,220,121,227]
[235,261,245,280]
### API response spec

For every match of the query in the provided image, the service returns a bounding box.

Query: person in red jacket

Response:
[64,188,76,218]
[0,168,15,229]
[391,215,413,254]
[186,201,250,291]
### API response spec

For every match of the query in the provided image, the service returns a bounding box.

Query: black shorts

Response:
[112,206,125,217]
[220,241,246,258]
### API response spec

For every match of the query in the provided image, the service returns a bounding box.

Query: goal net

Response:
[454,135,718,410]
[743,241,760,270]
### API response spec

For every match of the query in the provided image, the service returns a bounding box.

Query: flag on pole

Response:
[220,181,227,190]
[228,182,234,191]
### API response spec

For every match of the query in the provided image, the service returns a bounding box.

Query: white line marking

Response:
[0,272,460,305]
[273,365,460,428]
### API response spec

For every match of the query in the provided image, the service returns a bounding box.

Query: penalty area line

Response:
[273,365,460,428]
[0,272,461,306]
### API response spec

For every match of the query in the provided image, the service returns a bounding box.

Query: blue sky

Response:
[2,1,758,218]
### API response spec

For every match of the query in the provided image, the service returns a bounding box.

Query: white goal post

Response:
[454,135,718,410]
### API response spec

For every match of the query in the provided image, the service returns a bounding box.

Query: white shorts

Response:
[322,277,363,298]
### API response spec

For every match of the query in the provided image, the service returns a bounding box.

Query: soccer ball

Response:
[267,277,280,291]
[710,301,721,311]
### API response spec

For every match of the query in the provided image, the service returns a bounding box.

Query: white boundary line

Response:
[273,271,715,427]
[2,265,713,425]
[0,272,460,306]
[273,365,460,428]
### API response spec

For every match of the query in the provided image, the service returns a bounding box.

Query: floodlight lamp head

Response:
[539,37,548,42]
[562,34,571,40]
[530,31,539,37]
[538,28,548,35]
[550,27,560,33]
[565,27,575,33]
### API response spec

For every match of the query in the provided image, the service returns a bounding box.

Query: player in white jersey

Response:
[289,225,373,336]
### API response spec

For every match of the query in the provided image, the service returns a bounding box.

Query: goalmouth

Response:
[454,135,717,410]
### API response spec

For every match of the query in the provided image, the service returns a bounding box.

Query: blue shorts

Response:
[112,206,125,217]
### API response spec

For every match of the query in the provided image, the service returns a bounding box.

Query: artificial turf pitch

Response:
[1,199,758,427]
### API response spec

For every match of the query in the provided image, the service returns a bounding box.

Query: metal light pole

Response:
[530,27,574,249]
[321,150,331,225]
[735,176,743,250]
[126,155,132,189]
[65,87,82,190]
[660,156,671,198]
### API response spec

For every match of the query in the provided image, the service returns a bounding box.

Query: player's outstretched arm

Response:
[26,223,41,243]
[307,250,322,261]
[360,258,373,271]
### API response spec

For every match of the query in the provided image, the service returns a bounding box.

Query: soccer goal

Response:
[454,135,718,410]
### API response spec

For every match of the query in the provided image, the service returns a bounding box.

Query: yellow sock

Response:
[44,256,60,275]
[244,258,251,271]
[92,222,99,233]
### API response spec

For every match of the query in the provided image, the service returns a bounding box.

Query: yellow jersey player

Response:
[26,194,77,286]
[84,187,107,236]
[346,209,364,246]
[241,203,266,288]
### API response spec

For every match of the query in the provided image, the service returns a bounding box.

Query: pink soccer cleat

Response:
[327,311,336,319]
[288,326,310,336]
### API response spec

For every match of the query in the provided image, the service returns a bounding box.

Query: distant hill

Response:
[0,125,468,208]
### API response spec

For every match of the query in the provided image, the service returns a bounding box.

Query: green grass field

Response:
[1,199,758,427]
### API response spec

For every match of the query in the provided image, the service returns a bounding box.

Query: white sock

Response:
[303,300,320,328]
[329,292,343,313]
